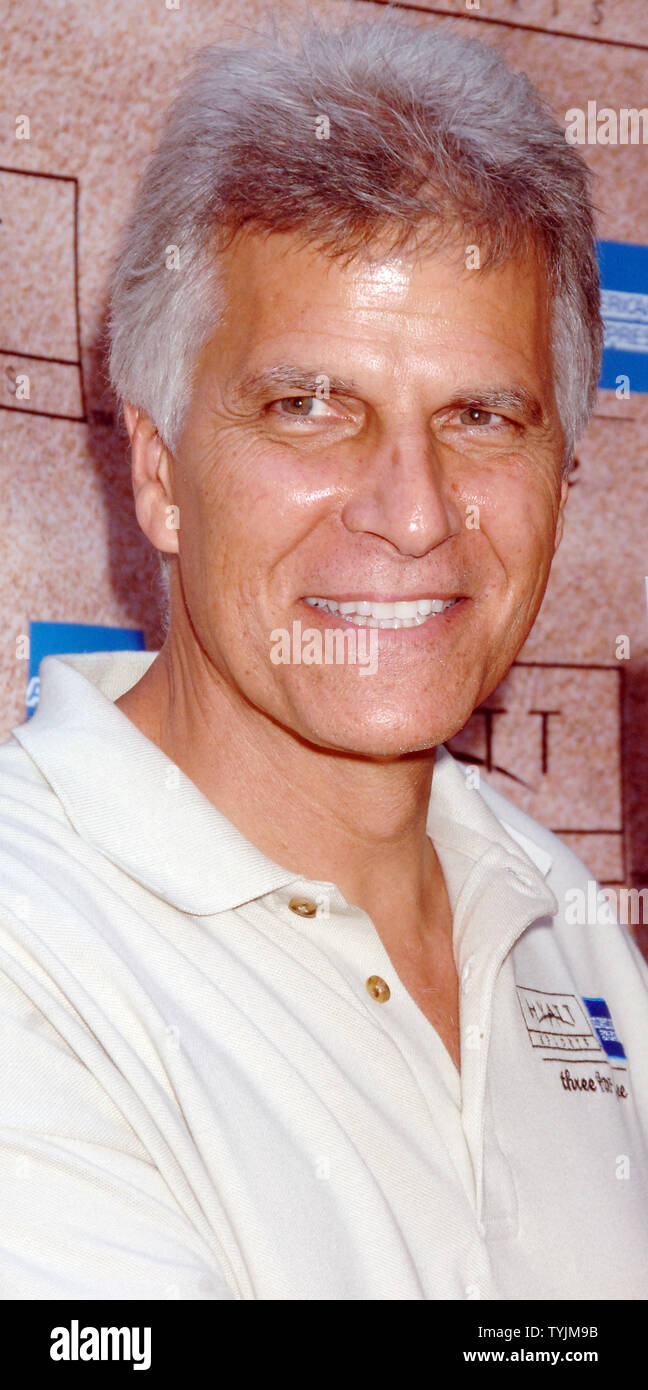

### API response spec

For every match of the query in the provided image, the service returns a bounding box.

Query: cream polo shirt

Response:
[0,651,647,1302]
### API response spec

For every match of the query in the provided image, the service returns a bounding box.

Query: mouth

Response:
[302,595,464,630]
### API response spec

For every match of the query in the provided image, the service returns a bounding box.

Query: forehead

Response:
[205,226,554,385]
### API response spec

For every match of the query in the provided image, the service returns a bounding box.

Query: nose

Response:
[340,427,464,558]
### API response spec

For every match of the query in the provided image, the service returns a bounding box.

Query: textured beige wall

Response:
[1,0,647,952]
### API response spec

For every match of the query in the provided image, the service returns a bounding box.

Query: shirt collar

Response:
[13,652,297,913]
[425,752,558,956]
[12,651,557,920]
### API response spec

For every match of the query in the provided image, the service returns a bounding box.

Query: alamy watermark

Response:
[565,102,648,145]
[50,1321,151,1370]
[270,620,378,675]
[564,881,648,926]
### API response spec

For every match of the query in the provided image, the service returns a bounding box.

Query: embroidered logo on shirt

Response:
[582,997,627,1060]
[515,987,630,1099]
[516,988,603,1053]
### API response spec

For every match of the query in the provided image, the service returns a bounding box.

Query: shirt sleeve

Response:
[0,962,235,1301]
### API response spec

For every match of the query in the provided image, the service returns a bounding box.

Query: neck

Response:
[115,633,446,932]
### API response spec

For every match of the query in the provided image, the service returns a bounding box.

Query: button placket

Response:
[279,886,399,1022]
[287,889,398,1016]
[463,947,552,1220]
[479,1051,520,1240]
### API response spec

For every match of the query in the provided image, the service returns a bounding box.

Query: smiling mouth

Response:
[303,596,462,629]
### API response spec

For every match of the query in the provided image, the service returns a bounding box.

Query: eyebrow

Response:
[230,365,361,406]
[231,366,546,426]
[443,387,546,427]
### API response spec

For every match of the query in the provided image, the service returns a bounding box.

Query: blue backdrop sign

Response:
[597,240,648,394]
[27,621,145,718]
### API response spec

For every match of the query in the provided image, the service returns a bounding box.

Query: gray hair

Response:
[108,12,602,611]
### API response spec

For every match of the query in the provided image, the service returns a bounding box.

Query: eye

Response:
[272,395,334,418]
[458,407,502,427]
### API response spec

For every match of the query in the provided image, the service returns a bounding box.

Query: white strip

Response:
[600,288,648,324]
[603,319,648,353]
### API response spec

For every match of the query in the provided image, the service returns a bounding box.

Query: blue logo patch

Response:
[597,241,648,395]
[582,997,627,1060]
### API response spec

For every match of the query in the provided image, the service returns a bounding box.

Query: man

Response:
[1,16,647,1301]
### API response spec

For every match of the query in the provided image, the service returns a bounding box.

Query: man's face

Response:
[165,228,567,756]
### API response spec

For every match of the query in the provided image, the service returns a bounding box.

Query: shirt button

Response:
[288,896,317,918]
[366,975,391,1003]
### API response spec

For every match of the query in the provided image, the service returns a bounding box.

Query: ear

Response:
[122,402,179,555]
[553,477,569,554]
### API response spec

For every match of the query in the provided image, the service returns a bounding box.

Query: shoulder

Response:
[0,731,67,816]
[0,733,73,891]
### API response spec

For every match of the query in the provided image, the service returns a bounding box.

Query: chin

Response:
[292,703,472,760]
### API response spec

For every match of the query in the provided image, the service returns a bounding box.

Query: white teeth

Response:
[303,596,458,628]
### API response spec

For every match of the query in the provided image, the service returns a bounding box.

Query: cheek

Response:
[472,473,560,571]
[174,439,278,567]
[173,435,338,609]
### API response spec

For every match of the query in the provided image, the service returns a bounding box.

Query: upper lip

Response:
[302,592,465,602]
